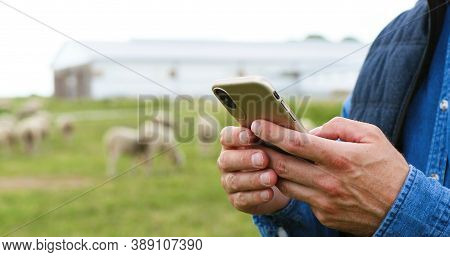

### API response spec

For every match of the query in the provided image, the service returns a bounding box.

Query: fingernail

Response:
[261,191,270,201]
[251,121,261,136]
[260,172,271,186]
[239,131,249,144]
[251,153,264,168]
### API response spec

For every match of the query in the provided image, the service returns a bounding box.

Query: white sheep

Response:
[140,119,184,166]
[16,111,52,153]
[104,120,183,176]
[56,114,75,140]
[197,114,219,155]
[0,114,17,151]
[0,98,12,112]
[17,99,43,119]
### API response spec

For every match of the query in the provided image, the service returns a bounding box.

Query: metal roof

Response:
[52,39,368,70]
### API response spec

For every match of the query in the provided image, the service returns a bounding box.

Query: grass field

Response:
[0,97,342,236]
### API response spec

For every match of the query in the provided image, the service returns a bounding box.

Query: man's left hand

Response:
[251,117,409,236]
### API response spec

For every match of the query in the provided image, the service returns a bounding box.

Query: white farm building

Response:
[51,39,368,99]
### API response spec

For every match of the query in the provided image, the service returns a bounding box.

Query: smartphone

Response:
[212,76,307,134]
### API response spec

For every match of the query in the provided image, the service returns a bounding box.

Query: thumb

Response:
[309,126,323,135]
[313,117,380,143]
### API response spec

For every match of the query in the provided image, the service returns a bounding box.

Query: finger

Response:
[277,178,320,205]
[229,189,274,210]
[309,126,322,135]
[251,119,341,163]
[221,169,277,193]
[312,117,382,143]
[218,149,268,172]
[262,146,320,187]
[220,126,257,149]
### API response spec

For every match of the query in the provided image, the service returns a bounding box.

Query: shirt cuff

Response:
[374,165,450,236]
[270,198,303,220]
[252,199,301,236]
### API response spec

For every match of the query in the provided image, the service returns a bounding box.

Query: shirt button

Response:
[277,227,288,237]
[439,99,448,111]
[430,173,439,181]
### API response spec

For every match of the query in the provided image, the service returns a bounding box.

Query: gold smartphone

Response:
[212,76,307,133]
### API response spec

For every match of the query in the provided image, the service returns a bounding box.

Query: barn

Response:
[51,39,368,99]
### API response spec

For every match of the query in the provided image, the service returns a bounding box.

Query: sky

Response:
[0,0,417,97]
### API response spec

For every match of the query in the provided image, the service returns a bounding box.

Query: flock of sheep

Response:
[0,99,74,153]
[104,112,219,176]
[0,97,318,179]
[0,97,317,178]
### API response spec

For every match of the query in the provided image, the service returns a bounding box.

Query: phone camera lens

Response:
[273,91,280,99]
[213,88,237,109]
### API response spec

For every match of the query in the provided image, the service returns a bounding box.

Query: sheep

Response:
[0,114,17,151]
[56,114,75,140]
[16,111,52,153]
[104,120,183,176]
[32,111,52,139]
[140,119,184,167]
[104,127,144,176]
[196,114,219,155]
[17,99,43,119]
[0,98,12,112]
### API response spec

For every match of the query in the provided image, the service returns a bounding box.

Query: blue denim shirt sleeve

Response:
[253,199,339,236]
[374,165,450,236]
[341,93,352,118]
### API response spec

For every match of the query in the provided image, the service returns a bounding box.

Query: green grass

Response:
[0,97,342,236]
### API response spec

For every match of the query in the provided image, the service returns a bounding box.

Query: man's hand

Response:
[217,126,290,215]
[250,117,409,236]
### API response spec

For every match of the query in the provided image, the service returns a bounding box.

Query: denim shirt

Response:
[253,7,450,237]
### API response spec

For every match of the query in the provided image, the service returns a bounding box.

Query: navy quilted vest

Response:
[349,0,447,149]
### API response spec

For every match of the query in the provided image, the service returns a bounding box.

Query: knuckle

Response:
[322,117,345,132]
[368,124,381,133]
[234,192,247,208]
[226,173,238,191]
[276,180,290,197]
[366,124,383,139]
[262,126,273,141]
[326,182,343,198]
[329,154,352,170]
[312,174,326,188]
[274,157,287,175]
[286,132,305,152]
[243,150,254,162]
[251,172,263,187]
[220,175,226,189]
[313,175,340,195]
[263,124,279,143]
[217,152,227,170]
[329,117,344,126]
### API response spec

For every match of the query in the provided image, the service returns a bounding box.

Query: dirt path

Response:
[0,176,93,191]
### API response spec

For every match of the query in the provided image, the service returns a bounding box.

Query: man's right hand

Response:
[217,126,290,215]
